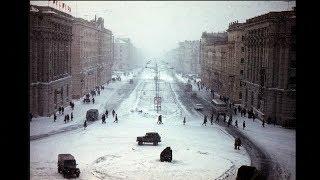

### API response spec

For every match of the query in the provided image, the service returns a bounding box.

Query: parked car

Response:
[160,147,172,162]
[86,109,99,121]
[137,132,161,145]
[194,103,204,110]
[211,99,228,115]
[58,154,80,178]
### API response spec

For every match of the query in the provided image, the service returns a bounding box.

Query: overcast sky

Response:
[31,1,296,59]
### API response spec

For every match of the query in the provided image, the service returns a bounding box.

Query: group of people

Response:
[84,109,118,129]
[53,101,76,123]
[83,85,106,104]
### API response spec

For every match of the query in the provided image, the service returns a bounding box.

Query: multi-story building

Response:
[176,40,200,75]
[29,5,73,117]
[71,16,113,99]
[241,9,296,127]
[226,21,245,104]
[113,38,131,71]
[199,32,228,91]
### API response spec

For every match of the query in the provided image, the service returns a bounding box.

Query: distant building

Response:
[71,16,113,99]
[241,9,296,127]
[176,40,200,75]
[113,38,132,71]
[29,5,73,117]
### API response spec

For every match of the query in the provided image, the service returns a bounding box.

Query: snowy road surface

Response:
[174,73,296,180]
[30,68,250,180]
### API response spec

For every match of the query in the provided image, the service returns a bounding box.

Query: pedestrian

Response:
[157,115,163,124]
[61,106,64,114]
[71,102,74,110]
[102,114,106,123]
[112,109,115,117]
[67,114,70,122]
[202,115,207,126]
[238,106,241,114]
[53,113,57,122]
[71,113,73,121]
[84,120,87,129]
[64,115,67,123]
[210,114,214,125]
[215,114,219,123]
[105,109,109,118]
[114,114,118,123]
[223,114,227,122]
[92,97,95,104]
[243,121,246,130]
[227,117,232,127]
[58,107,61,114]
[234,108,237,115]
[262,119,265,127]
[253,113,256,122]
[97,90,100,95]
[235,138,241,150]
[235,120,238,128]
[183,116,186,125]
[243,109,246,117]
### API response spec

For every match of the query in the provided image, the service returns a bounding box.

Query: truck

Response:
[57,154,80,178]
[136,132,161,146]
[212,99,228,115]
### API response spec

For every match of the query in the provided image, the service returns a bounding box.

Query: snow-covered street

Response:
[30,68,250,180]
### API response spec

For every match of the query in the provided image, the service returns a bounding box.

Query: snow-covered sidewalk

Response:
[30,70,141,138]
[175,73,296,180]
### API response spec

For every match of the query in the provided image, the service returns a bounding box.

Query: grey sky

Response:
[31,1,296,59]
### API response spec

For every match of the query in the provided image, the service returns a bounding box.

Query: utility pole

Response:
[154,63,161,113]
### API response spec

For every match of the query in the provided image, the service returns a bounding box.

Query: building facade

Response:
[241,9,296,127]
[29,5,73,117]
[113,38,132,71]
[71,17,113,99]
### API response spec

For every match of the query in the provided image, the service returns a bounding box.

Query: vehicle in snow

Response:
[194,103,204,110]
[211,99,228,115]
[86,109,99,121]
[137,132,161,145]
[129,79,133,84]
[57,154,80,178]
[236,165,263,180]
[160,147,172,162]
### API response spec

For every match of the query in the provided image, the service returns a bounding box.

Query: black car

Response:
[160,147,172,162]
[58,154,80,178]
[137,132,161,145]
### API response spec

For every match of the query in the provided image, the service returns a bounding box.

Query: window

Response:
[240,70,244,75]
[251,92,254,106]
[241,47,244,52]
[239,92,242,99]
[241,35,244,41]
[241,58,244,63]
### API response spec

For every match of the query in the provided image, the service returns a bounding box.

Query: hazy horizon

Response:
[30,1,296,59]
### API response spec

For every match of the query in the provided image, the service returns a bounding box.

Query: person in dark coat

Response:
[227,117,232,127]
[71,102,74,110]
[114,114,118,123]
[67,114,70,122]
[243,109,246,117]
[102,114,106,123]
[58,107,61,114]
[183,116,186,125]
[53,113,57,122]
[84,120,87,129]
[238,106,241,114]
[252,113,256,122]
[64,115,67,123]
[61,106,64,114]
[235,120,238,128]
[112,110,115,117]
[210,114,214,125]
[105,110,109,118]
[202,115,207,126]
[71,113,73,121]
[262,119,265,127]
[215,114,220,123]
[235,138,241,150]
[97,90,100,95]
[243,121,246,130]
[92,97,95,104]
[234,107,237,115]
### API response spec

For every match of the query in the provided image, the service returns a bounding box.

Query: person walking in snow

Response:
[53,113,57,122]
[252,113,256,122]
[97,90,100,95]
[92,97,95,104]
[227,117,232,127]
[61,106,64,114]
[64,115,67,123]
[262,119,265,127]
[202,115,207,126]
[58,107,61,114]
[114,114,118,123]
[183,116,186,125]
[112,109,115,118]
[234,138,241,150]
[243,121,246,130]
[71,113,73,121]
[234,107,237,115]
[235,120,238,128]
[102,114,106,123]
[105,109,109,118]
[84,120,87,129]
[210,114,214,125]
